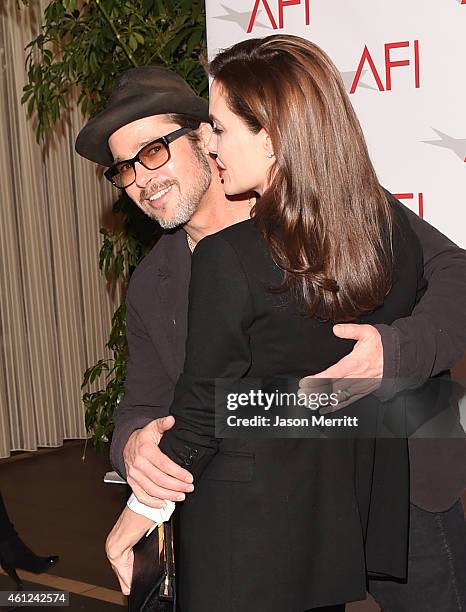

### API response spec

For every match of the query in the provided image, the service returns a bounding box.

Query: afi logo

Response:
[350,41,420,93]
[247,0,311,33]
[394,193,424,218]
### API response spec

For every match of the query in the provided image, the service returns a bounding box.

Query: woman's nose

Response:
[206,131,217,155]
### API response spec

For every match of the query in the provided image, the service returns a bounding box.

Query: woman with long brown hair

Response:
[209,34,395,322]
[112,36,425,611]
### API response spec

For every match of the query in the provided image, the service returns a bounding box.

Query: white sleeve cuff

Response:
[126,494,176,536]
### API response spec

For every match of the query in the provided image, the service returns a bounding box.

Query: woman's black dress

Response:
[159,202,424,611]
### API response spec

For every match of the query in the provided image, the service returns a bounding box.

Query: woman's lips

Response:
[216,161,226,178]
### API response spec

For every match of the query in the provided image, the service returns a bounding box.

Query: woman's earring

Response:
[267,152,274,159]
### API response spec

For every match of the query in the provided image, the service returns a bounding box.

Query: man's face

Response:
[108,115,212,229]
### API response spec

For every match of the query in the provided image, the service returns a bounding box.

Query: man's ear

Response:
[198,122,213,152]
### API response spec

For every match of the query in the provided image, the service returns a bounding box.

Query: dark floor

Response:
[0,441,128,590]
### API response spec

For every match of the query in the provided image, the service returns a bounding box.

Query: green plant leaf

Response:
[186,28,202,57]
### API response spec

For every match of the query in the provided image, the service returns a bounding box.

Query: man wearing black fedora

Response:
[76,66,466,611]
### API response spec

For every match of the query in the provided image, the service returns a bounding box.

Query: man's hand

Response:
[299,324,383,414]
[124,416,194,509]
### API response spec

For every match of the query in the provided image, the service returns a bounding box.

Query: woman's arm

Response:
[105,506,155,595]
[106,233,253,595]
[158,232,253,480]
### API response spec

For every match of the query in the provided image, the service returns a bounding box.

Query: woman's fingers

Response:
[111,548,134,595]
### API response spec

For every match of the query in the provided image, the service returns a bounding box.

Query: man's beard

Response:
[139,144,212,229]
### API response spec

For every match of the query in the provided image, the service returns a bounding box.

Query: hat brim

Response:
[75,91,210,167]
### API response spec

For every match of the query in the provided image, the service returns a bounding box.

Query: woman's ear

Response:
[198,122,214,152]
[263,131,275,159]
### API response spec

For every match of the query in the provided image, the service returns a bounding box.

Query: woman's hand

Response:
[105,506,156,595]
[107,542,134,596]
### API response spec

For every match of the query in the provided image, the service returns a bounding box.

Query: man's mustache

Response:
[140,180,179,203]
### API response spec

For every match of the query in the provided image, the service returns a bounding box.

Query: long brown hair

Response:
[209,35,393,321]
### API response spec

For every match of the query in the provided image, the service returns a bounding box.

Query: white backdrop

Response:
[205,0,466,247]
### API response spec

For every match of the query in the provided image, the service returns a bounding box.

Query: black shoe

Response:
[0,535,59,581]
[0,554,23,590]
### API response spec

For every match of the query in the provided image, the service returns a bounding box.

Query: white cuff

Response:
[127,494,176,536]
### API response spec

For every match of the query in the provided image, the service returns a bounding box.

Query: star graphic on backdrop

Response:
[214,5,271,33]
[423,128,466,162]
[340,70,379,93]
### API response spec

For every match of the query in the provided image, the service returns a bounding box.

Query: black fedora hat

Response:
[75,66,210,167]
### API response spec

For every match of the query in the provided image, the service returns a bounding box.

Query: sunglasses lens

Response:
[139,141,169,170]
[111,162,135,188]
[105,141,170,189]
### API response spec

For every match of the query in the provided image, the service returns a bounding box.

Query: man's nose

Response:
[134,161,157,188]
